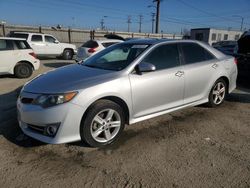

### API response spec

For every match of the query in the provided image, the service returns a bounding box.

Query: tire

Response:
[207,79,227,107]
[14,62,33,78]
[62,49,73,60]
[80,100,125,147]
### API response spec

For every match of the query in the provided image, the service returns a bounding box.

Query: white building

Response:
[190,28,243,45]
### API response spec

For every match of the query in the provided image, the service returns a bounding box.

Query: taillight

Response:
[234,58,238,65]
[88,48,96,53]
[29,52,37,59]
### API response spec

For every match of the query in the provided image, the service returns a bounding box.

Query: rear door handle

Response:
[212,63,218,69]
[175,71,184,77]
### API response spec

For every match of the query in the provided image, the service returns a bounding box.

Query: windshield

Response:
[83,43,149,71]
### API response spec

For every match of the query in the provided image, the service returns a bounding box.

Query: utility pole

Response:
[100,16,107,30]
[100,19,104,30]
[153,0,161,33]
[138,15,143,33]
[233,15,244,31]
[127,16,131,32]
[151,13,156,33]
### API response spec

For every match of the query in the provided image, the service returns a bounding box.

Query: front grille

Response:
[21,97,34,104]
[27,124,45,134]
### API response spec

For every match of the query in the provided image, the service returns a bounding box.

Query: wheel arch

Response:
[12,60,34,74]
[217,76,230,94]
[80,96,130,126]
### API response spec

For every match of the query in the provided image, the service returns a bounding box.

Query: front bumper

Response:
[17,92,86,144]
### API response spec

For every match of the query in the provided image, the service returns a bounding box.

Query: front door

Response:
[129,43,184,118]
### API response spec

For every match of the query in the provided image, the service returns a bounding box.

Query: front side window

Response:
[45,36,56,43]
[142,44,180,70]
[31,35,43,42]
[181,43,215,64]
[83,43,149,71]
[0,40,13,51]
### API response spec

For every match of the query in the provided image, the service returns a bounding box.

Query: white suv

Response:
[10,32,77,60]
[76,39,123,61]
[0,37,40,78]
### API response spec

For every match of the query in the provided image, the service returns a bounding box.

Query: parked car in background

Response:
[212,40,237,56]
[76,39,123,61]
[236,31,250,81]
[17,39,237,147]
[9,31,77,60]
[0,37,40,78]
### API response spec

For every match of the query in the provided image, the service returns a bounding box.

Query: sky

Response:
[0,0,250,34]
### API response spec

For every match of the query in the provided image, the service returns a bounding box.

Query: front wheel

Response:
[207,79,227,107]
[80,100,125,147]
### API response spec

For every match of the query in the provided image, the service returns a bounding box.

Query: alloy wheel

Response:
[212,82,226,105]
[90,109,121,143]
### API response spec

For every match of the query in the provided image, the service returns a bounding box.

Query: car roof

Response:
[11,31,44,35]
[123,38,202,45]
[95,39,123,43]
[0,37,26,41]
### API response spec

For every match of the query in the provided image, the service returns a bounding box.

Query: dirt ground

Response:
[0,60,250,188]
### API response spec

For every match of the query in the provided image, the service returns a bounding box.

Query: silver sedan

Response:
[17,39,237,147]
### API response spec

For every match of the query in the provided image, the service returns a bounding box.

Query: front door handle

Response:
[175,71,184,77]
[212,63,218,69]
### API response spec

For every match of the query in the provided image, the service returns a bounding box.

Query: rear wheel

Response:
[207,79,227,107]
[80,100,125,147]
[14,62,33,78]
[62,49,73,60]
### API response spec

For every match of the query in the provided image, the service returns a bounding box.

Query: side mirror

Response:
[136,62,156,73]
[54,40,59,44]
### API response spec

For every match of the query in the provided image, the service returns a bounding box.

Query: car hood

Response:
[23,64,117,93]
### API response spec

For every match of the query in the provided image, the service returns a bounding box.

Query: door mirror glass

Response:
[136,62,156,73]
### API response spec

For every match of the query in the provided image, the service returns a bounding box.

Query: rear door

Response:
[44,35,61,55]
[0,39,15,73]
[129,43,184,118]
[179,42,218,104]
[29,34,45,55]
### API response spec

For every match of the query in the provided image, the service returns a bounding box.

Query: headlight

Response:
[33,92,77,108]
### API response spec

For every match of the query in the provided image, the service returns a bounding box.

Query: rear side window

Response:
[82,40,99,48]
[31,35,43,42]
[102,42,118,48]
[9,33,29,40]
[0,40,14,51]
[45,36,56,43]
[143,44,180,70]
[14,40,31,49]
[181,43,215,64]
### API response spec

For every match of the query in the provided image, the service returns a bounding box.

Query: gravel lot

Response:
[0,59,250,188]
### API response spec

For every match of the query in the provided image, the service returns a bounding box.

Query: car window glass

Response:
[142,44,180,70]
[102,42,117,48]
[84,43,149,71]
[14,40,31,49]
[31,35,43,42]
[82,40,99,48]
[0,40,13,51]
[45,36,56,43]
[181,43,215,64]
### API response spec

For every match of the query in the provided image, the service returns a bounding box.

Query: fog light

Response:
[44,123,60,137]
